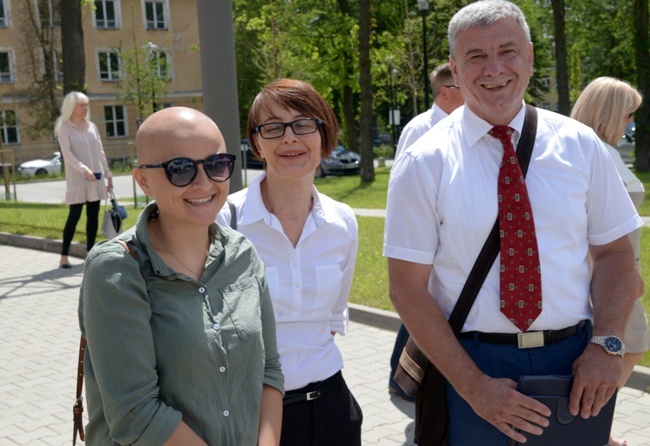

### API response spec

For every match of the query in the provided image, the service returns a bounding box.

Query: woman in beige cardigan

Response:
[55,92,113,268]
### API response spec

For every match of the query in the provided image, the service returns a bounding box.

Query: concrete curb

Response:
[2,231,649,393]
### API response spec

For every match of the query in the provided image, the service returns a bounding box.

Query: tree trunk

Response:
[634,0,649,171]
[358,0,374,182]
[551,0,570,116]
[337,0,360,154]
[60,0,85,94]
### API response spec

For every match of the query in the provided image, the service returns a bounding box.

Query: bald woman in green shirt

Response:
[79,107,284,445]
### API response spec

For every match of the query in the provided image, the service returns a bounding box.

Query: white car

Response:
[18,152,62,177]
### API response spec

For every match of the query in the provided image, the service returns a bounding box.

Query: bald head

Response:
[136,107,225,164]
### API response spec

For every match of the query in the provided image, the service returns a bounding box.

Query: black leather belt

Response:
[458,320,588,349]
[283,371,342,405]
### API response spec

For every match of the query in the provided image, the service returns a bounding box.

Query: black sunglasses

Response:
[139,153,236,187]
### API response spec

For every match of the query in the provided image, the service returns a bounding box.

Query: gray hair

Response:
[429,63,454,99]
[448,0,531,58]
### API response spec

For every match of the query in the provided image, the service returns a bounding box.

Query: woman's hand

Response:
[107,177,114,191]
[84,170,96,182]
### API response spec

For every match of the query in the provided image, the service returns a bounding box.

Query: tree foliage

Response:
[230,0,649,169]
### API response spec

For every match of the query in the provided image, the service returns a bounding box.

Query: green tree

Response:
[115,42,170,122]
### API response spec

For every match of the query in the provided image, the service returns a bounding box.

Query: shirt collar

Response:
[460,101,526,148]
[237,172,335,228]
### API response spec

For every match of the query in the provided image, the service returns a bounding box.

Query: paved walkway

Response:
[1,244,650,445]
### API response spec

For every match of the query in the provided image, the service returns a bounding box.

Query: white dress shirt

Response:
[384,104,643,334]
[394,104,451,159]
[217,173,358,390]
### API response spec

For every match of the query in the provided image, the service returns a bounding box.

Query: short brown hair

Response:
[247,79,339,161]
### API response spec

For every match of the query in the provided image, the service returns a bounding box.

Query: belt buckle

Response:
[517,331,544,349]
[306,390,321,401]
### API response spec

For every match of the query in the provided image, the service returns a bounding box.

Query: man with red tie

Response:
[384,1,642,445]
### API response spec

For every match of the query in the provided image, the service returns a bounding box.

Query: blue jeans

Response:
[446,321,592,445]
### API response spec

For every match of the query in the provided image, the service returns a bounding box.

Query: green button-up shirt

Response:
[79,203,284,445]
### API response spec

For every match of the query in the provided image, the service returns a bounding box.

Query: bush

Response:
[373,144,394,160]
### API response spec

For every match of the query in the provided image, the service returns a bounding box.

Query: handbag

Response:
[101,190,126,239]
[394,104,538,446]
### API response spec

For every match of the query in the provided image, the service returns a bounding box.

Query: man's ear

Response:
[133,168,153,197]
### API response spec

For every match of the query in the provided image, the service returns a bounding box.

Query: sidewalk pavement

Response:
[1,242,650,445]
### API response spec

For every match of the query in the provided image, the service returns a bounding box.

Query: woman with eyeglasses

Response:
[571,77,646,446]
[218,79,362,445]
[79,107,284,445]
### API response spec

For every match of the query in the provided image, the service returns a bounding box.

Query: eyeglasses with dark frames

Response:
[253,118,323,140]
[139,153,236,187]
[443,85,460,90]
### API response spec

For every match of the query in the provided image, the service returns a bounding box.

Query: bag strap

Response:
[448,104,538,334]
[73,240,137,445]
[227,199,237,230]
[72,336,86,445]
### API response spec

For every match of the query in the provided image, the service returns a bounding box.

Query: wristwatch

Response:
[589,335,625,356]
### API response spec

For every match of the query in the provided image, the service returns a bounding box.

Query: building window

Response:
[144,1,167,29]
[150,50,171,79]
[42,49,63,82]
[104,106,127,137]
[94,0,119,29]
[98,50,121,80]
[0,110,19,144]
[541,102,551,110]
[38,0,60,27]
[542,76,551,88]
[0,51,13,82]
[0,0,9,27]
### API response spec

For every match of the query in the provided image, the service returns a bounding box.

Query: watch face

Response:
[604,336,623,353]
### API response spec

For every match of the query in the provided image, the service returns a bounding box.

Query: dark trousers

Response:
[389,324,410,386]
[446,321,592,445]
[61,201,100,255]
[281,371,363,446]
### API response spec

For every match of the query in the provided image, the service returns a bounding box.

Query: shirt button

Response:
[223,410,230,417]
[220,366,226,373]
[199,287,206,293]
[213,323,220,330]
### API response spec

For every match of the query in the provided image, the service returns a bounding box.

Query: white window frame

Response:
[97,49,122,81]
[41,48,63,82]
[0,0,11,28]
[0,49,15,82]
[150,49,172,80]
[0,109,20,144]
[142,0,168,30]
[93,0,120,29]
[104,105,128,138]
[37,0,60,28]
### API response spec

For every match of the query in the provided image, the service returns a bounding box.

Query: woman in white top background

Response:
[571,76,647,446]
[55,91,113,269]
[218,78,362,446]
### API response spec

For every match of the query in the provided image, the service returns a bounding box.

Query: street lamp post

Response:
[418,0,430,110]
[143,42,159,115]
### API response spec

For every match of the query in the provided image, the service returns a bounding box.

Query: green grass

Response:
[1,166,650,367]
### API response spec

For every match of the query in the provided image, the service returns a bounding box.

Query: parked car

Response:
[616,129,635,165]
[240,139,265,169]
[316,144,361,178]
[625,122,636,141]
[18,152,62,177]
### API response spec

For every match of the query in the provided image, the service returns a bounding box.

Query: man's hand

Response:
[570,344,621,418]
[464,374,551,443]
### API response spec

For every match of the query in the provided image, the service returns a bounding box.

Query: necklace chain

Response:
[151,222,203,278]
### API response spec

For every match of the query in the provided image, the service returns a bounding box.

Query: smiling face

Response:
[134,107,229,229]
[253,102,323,181]
[449,18,534,126]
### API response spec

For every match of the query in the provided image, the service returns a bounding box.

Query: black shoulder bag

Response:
[393,105,538,446]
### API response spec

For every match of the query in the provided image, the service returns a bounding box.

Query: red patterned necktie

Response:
[490,126,542,332]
